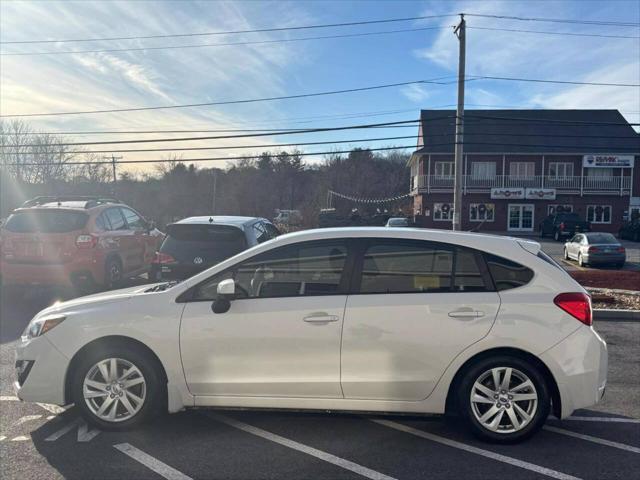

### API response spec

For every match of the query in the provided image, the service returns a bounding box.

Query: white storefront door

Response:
[508,204,535,231]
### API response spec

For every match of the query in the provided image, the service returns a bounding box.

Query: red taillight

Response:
[617,246,625,253]
[559,222,565,230]
[554,292,592,326]
[75,234,97,249]
[152,252,175,264]
[588,246,599,253]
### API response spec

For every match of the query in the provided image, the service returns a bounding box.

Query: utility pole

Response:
[452,14,466,231]
[103,154,123,197]
[212,169,218,214]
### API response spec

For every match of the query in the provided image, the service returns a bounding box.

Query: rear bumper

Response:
[583,254,625,265]
[541,326,608,418]
[0,257,102,286]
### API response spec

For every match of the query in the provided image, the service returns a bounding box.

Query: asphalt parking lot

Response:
[1,285,639,480]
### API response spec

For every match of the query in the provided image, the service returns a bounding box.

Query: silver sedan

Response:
[564,232,626,268]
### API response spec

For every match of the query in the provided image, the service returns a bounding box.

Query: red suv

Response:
[0,196,161,292]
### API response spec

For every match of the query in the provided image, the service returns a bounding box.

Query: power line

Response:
[0,118,428,147]
[1,26,453,56]
[6,144,418,166]
[4,73,637,119]
[463,13,640,27]
[0,14,455,45]
[0,77,455,118]
[468,75,640,88]
[466,25,640,39]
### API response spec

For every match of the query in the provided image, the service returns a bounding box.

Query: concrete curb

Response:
[594,309,640,322]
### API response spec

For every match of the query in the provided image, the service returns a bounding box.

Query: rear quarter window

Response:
[484,253,534,291]
[3,210,88,233]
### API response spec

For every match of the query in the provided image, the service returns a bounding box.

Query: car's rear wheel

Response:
[72,346,162,431]
[458,356,550,443]
[563,248,569,260]
[578,253,586,267]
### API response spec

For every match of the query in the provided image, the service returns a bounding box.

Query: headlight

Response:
[22,314,66,341]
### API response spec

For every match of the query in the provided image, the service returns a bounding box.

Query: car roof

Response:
[172,216,264,227]
[268,227,541,254]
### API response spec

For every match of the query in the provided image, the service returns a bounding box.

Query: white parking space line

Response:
[13,415,42,426]
[208,413,397,480]
[0,396,19,401]
[565,416,640,424]
[543,426,640,454]
[45,419,80,441]
[114,443,193,480]
[77,420,101,442]
[372,419,580,480]
[0,436,6,442]
[36,403,66,415]
[11,436,29,441]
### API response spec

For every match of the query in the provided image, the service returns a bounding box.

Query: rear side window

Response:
[122,208,146,230]
[3,210,88,233]
[359,241,454,293]
[484,254,534,291]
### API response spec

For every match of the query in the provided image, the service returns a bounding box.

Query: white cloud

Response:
[401,84,431,102]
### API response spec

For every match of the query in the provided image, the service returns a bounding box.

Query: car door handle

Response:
[448,310,484,319]
[303,314,339,323]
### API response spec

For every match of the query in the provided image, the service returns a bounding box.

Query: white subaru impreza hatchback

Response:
[15,227,607,443]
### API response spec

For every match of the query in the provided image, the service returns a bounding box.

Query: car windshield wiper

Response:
[145,280,181,292]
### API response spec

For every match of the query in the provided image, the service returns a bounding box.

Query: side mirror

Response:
[211,279,235,314]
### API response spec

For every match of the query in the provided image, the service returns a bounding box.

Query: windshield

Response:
[160,224,247,263]
[387,218,408,226]
[3,210,89,233]
[585,233,618,244]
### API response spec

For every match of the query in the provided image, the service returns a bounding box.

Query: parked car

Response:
[274,209,302,227]
[15,227,607,443]
[618,219,640,242]
[150,216,279,281]
[539,212,591,241]
[0,196,161,292]
[385,217,410,227]
[564,232,626,268]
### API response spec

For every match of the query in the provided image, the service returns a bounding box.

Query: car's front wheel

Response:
[72,345,163,431]
[458,356,550,443]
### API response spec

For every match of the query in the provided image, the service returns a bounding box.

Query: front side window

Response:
[105,208,127,231]
[122,208,145,231]
[434,203,453,221]
[469,203,495,222]
[587,205,611,224]
[192,241,348,300]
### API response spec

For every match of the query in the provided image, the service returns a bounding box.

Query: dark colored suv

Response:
[151,216,279,280]
[0,196,162,292]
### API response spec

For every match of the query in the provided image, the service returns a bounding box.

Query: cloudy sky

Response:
[1,0,638,172]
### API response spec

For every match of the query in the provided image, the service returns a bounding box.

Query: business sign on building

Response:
[525,188,556,200]
[491,187,524,199]
[583,155,635,168]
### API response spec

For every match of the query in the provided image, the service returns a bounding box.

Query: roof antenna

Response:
[208,216,214,223]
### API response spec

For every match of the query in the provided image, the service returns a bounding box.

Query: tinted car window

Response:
[484,254,534,291]
[122,208,146,230]
[585,233,617,244]
[359,241,454,294]
[105,208,127,231]
[454,249,487,292]
[3,210,88,233]
[253,222,269,244]
[161,224,247,265]
[193,240,348,300]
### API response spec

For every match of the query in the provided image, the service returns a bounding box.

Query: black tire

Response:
[72,344,163,431]
[71,273,97,296]
[578,253,586,267]
[457,355,550,444]
[539,228,545,238]
[104,257,123,290]
[563,248,569,260]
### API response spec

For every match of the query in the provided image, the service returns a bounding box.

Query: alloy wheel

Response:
[109,263,122,284]
[82,358,146,422]
[470,367,538,434]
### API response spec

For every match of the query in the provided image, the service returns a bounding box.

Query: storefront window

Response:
[587,205,612,224]
[434,203,453,221]
[469,203,495,222]
[548,205,573,215]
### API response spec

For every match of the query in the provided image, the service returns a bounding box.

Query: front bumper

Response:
[14,335,70,405]
[541,325,608,418]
